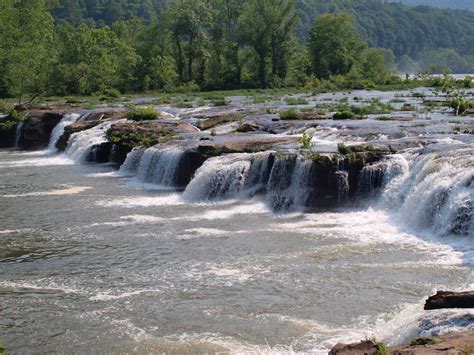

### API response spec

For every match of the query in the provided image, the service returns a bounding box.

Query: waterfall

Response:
[65,121,113,163]
[183,153,256,201]
[15,122,24,147]
[48,113,81,151]
[120,146,185,188]
[119,148,145,175]
[379,148,474,236]
[266,157,313,211]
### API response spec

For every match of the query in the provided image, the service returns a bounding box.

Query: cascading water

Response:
[379,147,474,237]
[15,122,24,147]
[65,121,113,163]
[119,146,185,188]
[266,156,313,210]
[183,153,259,201]
[48,113,81,151]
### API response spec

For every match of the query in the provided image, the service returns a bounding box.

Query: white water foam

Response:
[65,121,115,163]
[48,113,81,151]
[3,186,92,198]
[95,194,184,208]
[120,146,185,189]
[15,121,24,147]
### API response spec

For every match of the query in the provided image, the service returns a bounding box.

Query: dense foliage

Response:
[54,0,474,62]
[1,0,474,101]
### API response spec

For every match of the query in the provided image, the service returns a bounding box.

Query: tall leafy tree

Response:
[239,0,297,87]
[0,0,59,102]
[163,0,212,83]
[308,13,365,79]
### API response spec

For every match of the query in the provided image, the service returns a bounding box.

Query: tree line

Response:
[0,0,473,102]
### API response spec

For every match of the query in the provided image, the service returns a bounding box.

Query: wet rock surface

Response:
[425,291,474,310]
[56,120,102,151]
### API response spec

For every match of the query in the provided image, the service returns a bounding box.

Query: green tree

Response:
[349,48,392,85]
[51,23,139,95]
[0,0,59,102]
[308,13,365,79]
[239,0,297,87]
[164,0,212,84]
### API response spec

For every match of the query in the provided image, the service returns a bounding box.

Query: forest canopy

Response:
[1,0,473,101]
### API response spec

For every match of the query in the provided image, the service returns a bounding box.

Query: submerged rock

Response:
[425,291,474,310]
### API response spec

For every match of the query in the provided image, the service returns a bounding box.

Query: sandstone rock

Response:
[196,113,241,130]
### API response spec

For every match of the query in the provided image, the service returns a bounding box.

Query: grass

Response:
[285,97,309,105]
[126,107,160,121]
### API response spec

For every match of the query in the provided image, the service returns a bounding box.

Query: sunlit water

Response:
[1,148,473,353]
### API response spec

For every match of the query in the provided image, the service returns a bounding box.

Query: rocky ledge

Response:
[330,330,474,355]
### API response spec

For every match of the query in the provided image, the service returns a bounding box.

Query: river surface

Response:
[0,148,473,353]
[1,87,474,353]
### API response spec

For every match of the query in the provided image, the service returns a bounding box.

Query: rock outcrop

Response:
[0,115,19,148]
[425,291,474,310]
[20,110,65,149]
[330,330,474,354]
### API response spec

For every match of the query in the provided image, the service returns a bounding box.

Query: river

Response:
[1,88,473,353]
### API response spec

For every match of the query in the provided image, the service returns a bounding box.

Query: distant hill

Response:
[399,0,474,11]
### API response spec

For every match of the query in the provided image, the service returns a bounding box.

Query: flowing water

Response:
[1,89,474,353]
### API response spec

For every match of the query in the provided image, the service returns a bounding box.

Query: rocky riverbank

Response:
[330,330,474,354]
[331,291,474,355]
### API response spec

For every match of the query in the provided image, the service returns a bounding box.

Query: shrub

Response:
[298,132,314,150]
[279,109,300,120]
[126,107,160,121]
[212,98,229,106]
[449,98,473,114]
[333,110,355,120]
[102,87,121,98]
[337,143,350,155]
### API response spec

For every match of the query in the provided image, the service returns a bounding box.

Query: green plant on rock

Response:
[126,107,160,121]
[285,97,309,105]
[298,132,314,150]
[279,109,300,120]
[337,143,350,155]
